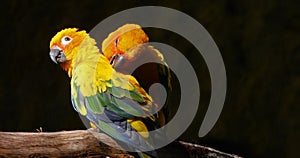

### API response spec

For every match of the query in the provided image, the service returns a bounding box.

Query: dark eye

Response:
[61,36,72,45]
[114,38,120,46]
[64,36,71,41]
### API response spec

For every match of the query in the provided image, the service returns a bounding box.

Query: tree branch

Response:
[0,130,241,158]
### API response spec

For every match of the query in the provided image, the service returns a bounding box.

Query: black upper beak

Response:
[49,46,66,64]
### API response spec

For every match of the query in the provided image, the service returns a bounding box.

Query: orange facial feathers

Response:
[101,24,149,60]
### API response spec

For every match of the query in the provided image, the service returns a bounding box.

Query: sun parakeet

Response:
[49,24,170,157]
[101,24,171,125]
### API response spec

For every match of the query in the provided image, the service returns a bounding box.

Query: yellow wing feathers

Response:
[127,119,149,138]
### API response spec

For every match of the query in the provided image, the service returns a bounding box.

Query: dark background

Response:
[0,0,299,157]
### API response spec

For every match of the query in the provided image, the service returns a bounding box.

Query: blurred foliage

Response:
[0,0,299,157]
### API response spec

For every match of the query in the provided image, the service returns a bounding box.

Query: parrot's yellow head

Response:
[49,28,88,64]
[102,24,149,60]
[49,28,95,75]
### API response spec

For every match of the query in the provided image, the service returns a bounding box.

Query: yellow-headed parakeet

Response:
[49,24,170,157]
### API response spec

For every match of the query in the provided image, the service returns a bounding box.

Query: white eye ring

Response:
[61,36,72,45]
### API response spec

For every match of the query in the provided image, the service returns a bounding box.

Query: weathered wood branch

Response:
[0,130,241,158]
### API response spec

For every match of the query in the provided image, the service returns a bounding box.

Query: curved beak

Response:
[49,46,66,64]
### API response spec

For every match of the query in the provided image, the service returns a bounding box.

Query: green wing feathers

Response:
[71,54,156,119]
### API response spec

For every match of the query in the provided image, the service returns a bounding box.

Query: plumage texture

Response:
[102,24,149,61]
[49,24,170,155]
[102,24,172,125]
